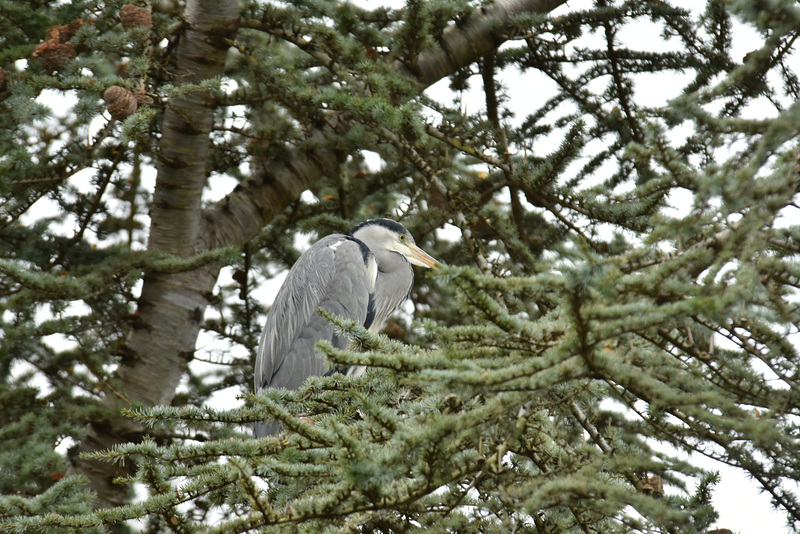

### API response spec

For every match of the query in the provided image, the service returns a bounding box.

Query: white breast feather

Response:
[366,256,378,291]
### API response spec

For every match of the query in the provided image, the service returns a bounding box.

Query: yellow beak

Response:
[404,242,441,270]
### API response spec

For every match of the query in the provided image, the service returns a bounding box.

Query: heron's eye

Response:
[399,235,406,242]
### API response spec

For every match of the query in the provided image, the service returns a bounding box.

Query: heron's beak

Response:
[405,243,441,270]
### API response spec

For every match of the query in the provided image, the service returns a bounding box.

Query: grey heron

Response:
[254,218,439,437]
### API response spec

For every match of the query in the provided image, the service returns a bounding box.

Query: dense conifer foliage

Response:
[1,0,800,531]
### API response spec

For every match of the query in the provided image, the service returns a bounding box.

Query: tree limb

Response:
[204,0,568,249]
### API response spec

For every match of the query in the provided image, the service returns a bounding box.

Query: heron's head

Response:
[350,218,440,269]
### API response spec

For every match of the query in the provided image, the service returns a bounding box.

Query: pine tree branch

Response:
[0,249,236,301]
[399,0,567,87]
[203,0,568,250]
[425,124,512,172]
[0,117,118,234]
[377,123,498,276]
[599,0,643,146]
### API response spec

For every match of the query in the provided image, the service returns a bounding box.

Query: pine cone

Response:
[104,86,138,119]
[120,5,153,30]
[641,475,664,497]
[67,19,85,37]
[33,40,76,69]
[47,25,68,43]
[32,19,84,70]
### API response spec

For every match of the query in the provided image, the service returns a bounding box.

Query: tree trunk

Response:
[67,0,239,508]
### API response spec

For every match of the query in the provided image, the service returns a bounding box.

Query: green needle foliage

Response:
[2,0,800,532]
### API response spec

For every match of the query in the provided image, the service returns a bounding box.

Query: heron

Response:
[253,218,440,437]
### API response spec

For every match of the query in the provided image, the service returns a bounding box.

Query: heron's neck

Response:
[374,249,409,273]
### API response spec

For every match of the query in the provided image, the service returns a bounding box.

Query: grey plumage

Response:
[254,218,439,437]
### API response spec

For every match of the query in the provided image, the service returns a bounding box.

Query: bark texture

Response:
[404,0,568,86]
[69,0,567,509]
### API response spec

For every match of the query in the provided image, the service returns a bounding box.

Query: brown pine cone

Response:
[104,86,138,119]
[32,19,85,70]
[33,41,76,69]
[120,5,153,30]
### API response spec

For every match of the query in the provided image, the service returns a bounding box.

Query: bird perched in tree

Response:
[253,218,440,437]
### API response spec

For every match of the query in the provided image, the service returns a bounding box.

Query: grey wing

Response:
[254,234,373,395]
